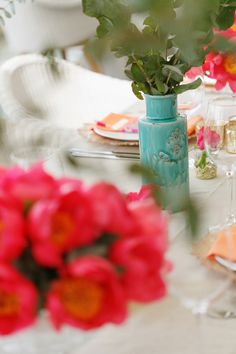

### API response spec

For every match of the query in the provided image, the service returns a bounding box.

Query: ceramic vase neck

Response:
[145,94,177,121]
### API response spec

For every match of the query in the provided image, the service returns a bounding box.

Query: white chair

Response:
[0,54,138,147]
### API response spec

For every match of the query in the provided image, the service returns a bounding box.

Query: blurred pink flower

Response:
[0,196,25,262]
[47,257,127,330]
[0,264,38,335]
[110,235,168,302]
[187,16,236,92]
[196,127,205,150]
[206,127,221,149]
[197,126,220,150]
[126,185,153,203]
[28,189,96,267]
[89,182,134,237]
[0,164,56,203]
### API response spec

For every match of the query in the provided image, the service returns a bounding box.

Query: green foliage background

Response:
[83,0,236,98]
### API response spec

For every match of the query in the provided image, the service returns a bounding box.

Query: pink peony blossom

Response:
[28,189,97,267]
[110,236,168,302]
[89,182,134,237]
[0,195,25,262]
[127,199,168,242]
[0,164,56,203]
[0,264,38,335]
[47,257,127,330]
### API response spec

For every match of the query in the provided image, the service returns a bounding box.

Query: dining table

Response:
[1,61,235,353]
[31,95,235,354]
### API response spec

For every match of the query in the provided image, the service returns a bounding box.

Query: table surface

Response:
[5,88,234,354]
[41,95,236,354]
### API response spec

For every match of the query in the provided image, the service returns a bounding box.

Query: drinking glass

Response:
[168,232,233,353]
[205,95,236,229]
[178,80,205,119]
[203,95,236,318]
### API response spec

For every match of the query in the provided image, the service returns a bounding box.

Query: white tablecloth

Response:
[42,127,235,354]
[3,69,233,352]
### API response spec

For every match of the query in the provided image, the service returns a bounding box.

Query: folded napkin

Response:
[96,113,203,137]
[208,226,236,262]
[96,113,138,133]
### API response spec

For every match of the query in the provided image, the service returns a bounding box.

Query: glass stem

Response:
[226,170,236,226]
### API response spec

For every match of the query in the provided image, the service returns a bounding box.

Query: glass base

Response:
[207,284,236,319]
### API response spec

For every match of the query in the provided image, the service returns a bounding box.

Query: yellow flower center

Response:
[224,53,236,75]
[0,290,19,316]
[231,24,236,32]
[58,278,104,321]
[51,212,73,248]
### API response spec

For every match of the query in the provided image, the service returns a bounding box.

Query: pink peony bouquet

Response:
[0,164,168,335]
[187,14,236,92]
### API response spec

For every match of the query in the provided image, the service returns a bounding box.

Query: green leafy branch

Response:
[82,0,236,99]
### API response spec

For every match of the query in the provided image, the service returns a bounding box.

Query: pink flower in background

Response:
[196,126,205,150]
[47,257,127,330]
[0,265,38,335]
[187,16,236,92]
[28,189,96,267]
[197,126,220,150]
[0,164,56,203]
[186,66,203,80]
[203,52,236,92]
[206,127,221,149]
[110,236,168,302]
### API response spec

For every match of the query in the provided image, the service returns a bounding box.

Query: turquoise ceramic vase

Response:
[138,94,189,213]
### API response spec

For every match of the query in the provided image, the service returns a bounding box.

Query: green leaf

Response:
[211,35,236,52]
[124,69,134,81]
[131,63,146,83]
[195,151,207,169]
[174,78,202,94]
[155,78,168,94]
[215,6,235,30]
[162,64,183,77]
[131,82,143,100]
[82,0,102,17]
[97,16,113,38]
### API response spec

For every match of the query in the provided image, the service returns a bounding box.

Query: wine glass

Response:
[203,95,236,318]
[167,232,232,354]
[178,79,205,119]
[205,95,236,229]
